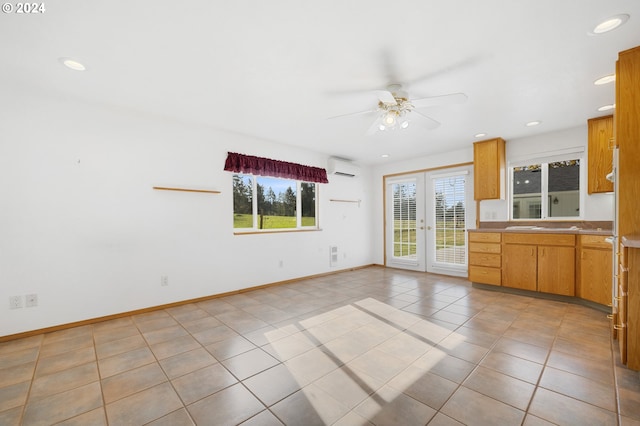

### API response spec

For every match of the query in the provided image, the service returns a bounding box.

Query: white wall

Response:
[0,93,373,336]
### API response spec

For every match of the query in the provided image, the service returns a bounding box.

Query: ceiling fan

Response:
[330,83,468,133]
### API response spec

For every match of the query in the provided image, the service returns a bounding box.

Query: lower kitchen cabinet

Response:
[578,235,613,306]
[538,245,575,296]
[502,244,537,291]
[502,233,576,296]
[622,244,640,370]
[468,231,502,286]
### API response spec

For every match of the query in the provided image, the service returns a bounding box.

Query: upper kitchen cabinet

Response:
[617,46,640,239]
[474,138,505,200]
[587,115,614,194]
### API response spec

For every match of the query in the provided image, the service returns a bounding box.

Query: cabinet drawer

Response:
[503,232,575,246]
[580,234,613,249]
[469,242,501,254]
[469,252,501,268]
[469,232,501,243]
[469,266,501,285]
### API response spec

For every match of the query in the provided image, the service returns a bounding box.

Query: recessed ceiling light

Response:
[592,14,629,34]
[474,133,487,138]
[594,74,616,85]
[526,121,541,127]
[598,104,615,112]
[59,57,86,71]
[381,154,390,158]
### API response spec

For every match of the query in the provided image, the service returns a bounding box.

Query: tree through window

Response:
[232,174,318,231]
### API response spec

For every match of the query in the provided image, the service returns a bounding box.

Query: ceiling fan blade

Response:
[366,117,382,135]
[412,93,468,109]
[327,108,378,120]
[374,90,397,105]
[406,57,482,87]
[412,110,441,130]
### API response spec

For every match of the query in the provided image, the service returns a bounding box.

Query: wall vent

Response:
[330,246,338,267]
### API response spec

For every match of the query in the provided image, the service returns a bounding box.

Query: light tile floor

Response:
[1,267,640,425]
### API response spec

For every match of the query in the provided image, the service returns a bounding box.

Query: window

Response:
[511,157,581,220]
[233,174,318,231]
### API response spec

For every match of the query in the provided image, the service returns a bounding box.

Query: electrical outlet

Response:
[25,294,38,307]
[9,296,23,309]
[161,276,169,286]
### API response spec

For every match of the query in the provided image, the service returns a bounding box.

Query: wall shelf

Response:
[330,198,361,207]
[153,186,220,194]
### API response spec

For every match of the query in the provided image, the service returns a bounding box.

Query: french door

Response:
[385,166,474,276]
[386,174,426,271]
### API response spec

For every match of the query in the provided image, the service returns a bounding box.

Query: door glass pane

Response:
[548,160,580,217]
[392,182,417,260]
[513,165,542,219]
[433,175,466,265]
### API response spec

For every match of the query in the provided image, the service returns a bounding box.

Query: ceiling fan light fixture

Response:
[594,74,616,85]
[401,120,409,129]
[592,14,629,34]
[384,112,397,126]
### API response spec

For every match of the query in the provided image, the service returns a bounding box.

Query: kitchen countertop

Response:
[469,227,612,236]
[622,234,640,248]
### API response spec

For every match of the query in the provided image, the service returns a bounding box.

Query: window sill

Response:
[233,228,323,235]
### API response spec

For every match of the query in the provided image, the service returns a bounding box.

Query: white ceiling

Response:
[2,0,640,165]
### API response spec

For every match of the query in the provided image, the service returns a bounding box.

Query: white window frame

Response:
[233,174,320,233]
[508,150,585,221]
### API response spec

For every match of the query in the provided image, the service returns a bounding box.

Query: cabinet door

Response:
[502,244,537,291]
[587,115,614,194]
[579,248,612,305]
[538,246,575,296]
[473,138,505,200]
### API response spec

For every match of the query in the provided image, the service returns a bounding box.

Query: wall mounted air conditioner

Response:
[328,158,360,177]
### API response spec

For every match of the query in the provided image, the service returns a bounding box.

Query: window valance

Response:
[224,152,329,183]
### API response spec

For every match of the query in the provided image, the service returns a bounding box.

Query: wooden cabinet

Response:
[502,244,537,291]
[468,231,502,285]
[614,45,640,371]
[617,47,640,240]
[577,235,612,306]
[538,245,576,296]
[627,247,640,370]
[618,245,629,365]
[587,115,614,194]
[473,138,505,200]
[502,233,576,296]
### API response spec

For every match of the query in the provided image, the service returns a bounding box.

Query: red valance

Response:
[224,152,329,183]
